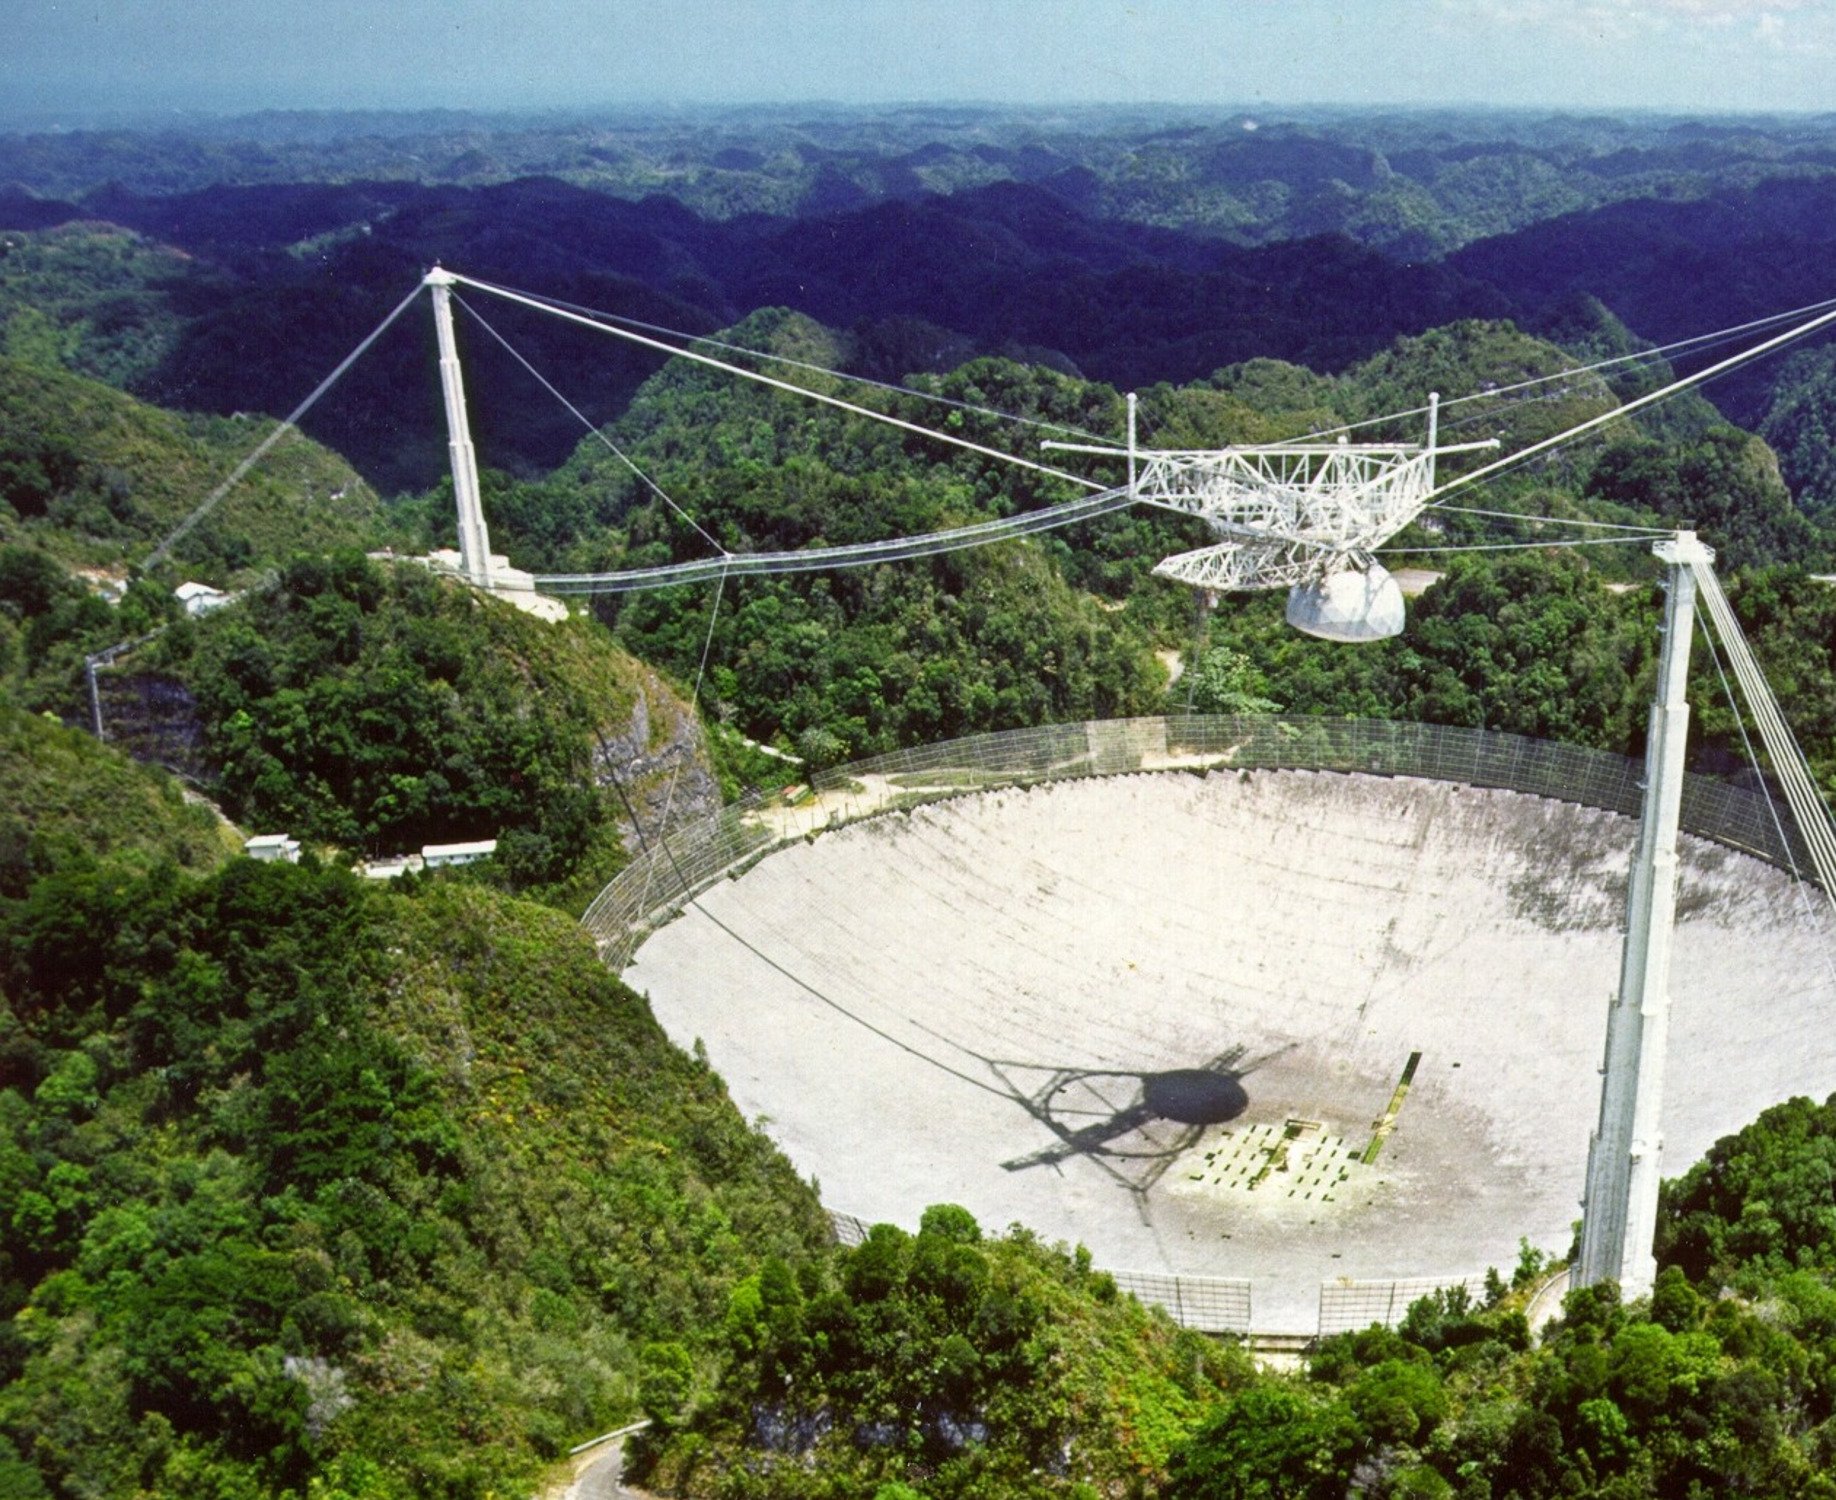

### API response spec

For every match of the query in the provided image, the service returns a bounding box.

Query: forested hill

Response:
[1449,174,1836,432]
[9,104,1836,255]
[1,178,1510,489]
[10,147,1836,496]
[0,716,833,1496]
[0,354,381,573]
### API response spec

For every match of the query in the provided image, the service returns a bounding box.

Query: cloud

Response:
[1442,0,1834,52]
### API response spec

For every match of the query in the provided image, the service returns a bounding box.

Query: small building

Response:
[175,581,231,617]
[421,839,498,869]
[359,855,423,881]
[245,833,301,863]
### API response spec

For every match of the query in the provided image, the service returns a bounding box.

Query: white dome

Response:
[1286,563,1406,642]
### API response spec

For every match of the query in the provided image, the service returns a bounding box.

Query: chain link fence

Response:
[1107,1270,1254,1335]
[585,714,1814,969]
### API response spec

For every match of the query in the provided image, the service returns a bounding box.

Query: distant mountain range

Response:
[4,106,1836,492]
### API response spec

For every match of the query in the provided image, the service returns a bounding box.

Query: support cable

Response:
[631,565,731,926]
[1694,601,1836,982]
[1692,562,1836,900]
[1425,299,1836,509]
[144,281,426,569]
[453,292,729,557]
[498,284,1112,444]
[451,273,1106,493]
[1379,533,1668,557]
[1431,504,1676,533]
[1296,293,1836,444]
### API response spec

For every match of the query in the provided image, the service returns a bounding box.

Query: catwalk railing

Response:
[583,714,1817,970]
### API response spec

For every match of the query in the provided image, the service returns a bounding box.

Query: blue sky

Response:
[5,0,1835,120]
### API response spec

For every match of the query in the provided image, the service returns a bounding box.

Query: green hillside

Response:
[0,846,830,1498]
[632,1209,1246,1499]
[0,353,382,578]
[0,222,207,391]
[135,551,711,909]
[0,703,239,896]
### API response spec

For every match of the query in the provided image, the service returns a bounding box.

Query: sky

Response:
[4,0,1835,123]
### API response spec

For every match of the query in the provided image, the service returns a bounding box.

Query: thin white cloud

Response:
[1444,0,1835,56]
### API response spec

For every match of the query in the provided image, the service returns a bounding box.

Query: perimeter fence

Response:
[583,714,1816,970]
[1317,1275,1491,1338]
[832,1210,1501,1339]
[829,1212,1255,1334]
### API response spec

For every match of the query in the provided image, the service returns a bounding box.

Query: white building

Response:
[244,833,301,863]
[175,581,231,617]
[420,839,498,869]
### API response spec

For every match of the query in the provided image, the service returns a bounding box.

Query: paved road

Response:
[568,1442,631,1500]
[1526,1267,1572,1335]
[545,1426,652,1500]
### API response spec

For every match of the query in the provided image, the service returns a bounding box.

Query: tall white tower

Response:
[426,267,494,587]
[1576,529,1714,1295]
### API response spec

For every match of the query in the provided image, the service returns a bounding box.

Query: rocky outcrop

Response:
[593,664,721,850]
[92,669,211,783]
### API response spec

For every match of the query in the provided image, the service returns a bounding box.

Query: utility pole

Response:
[1576,529,1713,1296]
[426,267,493,588]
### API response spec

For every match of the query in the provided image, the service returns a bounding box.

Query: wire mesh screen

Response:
[828,1211,871,1249]
[585,715,1817,969]
[1107,1270,1254,1335]
[1318,1275,1490,1337]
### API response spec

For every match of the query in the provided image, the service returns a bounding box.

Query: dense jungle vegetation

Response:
[139,550,696,907]
[0,353,382,573]
[630,1137,1836,1499]
[0,742,830,1496]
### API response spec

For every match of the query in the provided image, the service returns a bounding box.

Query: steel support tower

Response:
[1576,529,1713,1296]
[426,267,493,588]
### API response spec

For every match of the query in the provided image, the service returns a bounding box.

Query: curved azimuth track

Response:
[626,767,1836,1332]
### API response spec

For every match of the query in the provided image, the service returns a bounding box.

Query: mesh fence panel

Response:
[828,1211,871,1249]
[1107,1270,1254,1335]
[1318,1275,1490,1337]
[587,715,1815,969]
